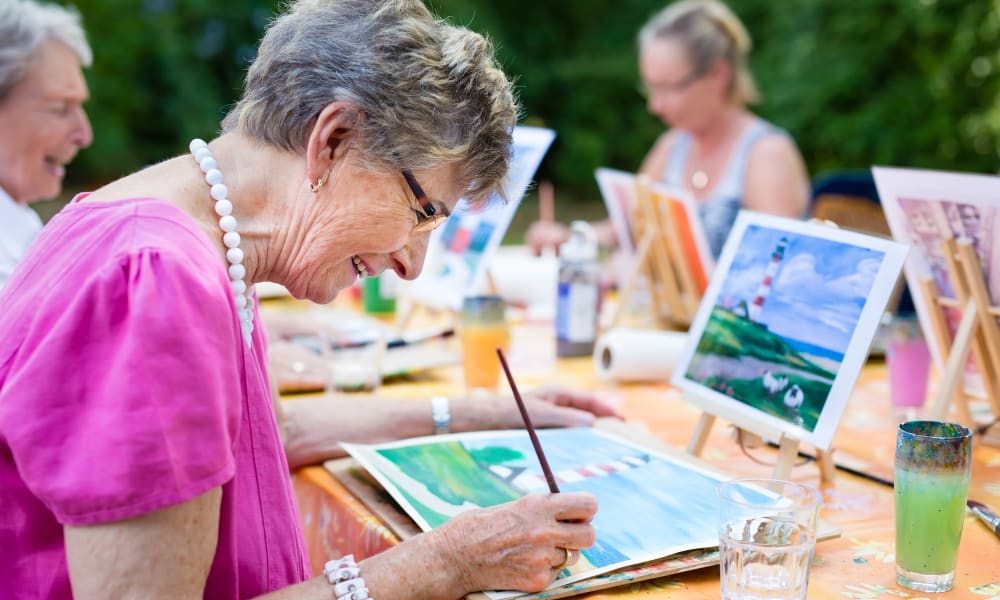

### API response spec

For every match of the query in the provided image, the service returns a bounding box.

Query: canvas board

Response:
[670,211,908,450]
[873,166,1000,397]
[407,126,555,311]
[645,179,715,295]
[594,167,638,255]
[342,427,775,599]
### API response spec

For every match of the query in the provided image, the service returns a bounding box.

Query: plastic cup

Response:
[717,478,822,600]
[894,420,972,593]
[460,295,510,392]
[885,313,931,419]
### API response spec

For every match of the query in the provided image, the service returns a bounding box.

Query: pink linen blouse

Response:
[0,197,311,598]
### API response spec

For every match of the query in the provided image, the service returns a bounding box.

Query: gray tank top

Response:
[663,119,784,257]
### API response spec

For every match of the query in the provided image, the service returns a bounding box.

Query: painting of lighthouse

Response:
[671,212,908,450]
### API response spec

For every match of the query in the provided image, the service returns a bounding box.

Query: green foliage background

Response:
[63,0,1000,197]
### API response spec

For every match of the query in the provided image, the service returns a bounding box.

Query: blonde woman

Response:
[528,0,809,258]
[0,1,595,598]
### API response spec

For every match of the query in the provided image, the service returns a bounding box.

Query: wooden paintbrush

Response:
[496,347,560,494]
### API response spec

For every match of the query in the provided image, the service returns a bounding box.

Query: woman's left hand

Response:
[450,384,624,431]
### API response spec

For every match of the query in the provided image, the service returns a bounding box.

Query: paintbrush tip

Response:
[967,499,986,510]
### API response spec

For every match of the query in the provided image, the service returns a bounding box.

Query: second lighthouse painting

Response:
[671,212,907,450]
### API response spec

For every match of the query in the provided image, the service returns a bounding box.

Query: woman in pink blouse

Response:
[0,1,597,598]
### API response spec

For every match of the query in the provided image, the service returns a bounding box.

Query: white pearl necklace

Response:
[189,139,255,347]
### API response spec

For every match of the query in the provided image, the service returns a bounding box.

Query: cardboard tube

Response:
[594,328,688,382]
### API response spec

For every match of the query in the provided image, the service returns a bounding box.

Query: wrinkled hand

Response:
[451,384,624,431]
[435,492,598,594]
[525,220,570,256]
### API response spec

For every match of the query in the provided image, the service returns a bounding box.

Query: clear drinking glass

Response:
[460,295,510,393]
[894,420,972,593]
[320,329,386,395]
[717,478,822,600]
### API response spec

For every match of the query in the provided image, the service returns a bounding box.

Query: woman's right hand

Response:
[360,492,598,599]
[436,492,598,594]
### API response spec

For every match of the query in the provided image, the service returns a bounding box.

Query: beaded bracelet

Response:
[323,554,372,600]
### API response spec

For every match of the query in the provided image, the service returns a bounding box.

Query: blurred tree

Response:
[59,0,1000,199]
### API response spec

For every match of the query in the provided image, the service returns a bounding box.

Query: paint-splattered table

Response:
[290,325,1000,598]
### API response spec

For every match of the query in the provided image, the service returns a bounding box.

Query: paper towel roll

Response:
[593,328,689,382]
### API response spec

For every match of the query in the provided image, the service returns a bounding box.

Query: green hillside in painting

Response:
[695,307,834,380]
[378,442,521,528]
[685,306,837,431]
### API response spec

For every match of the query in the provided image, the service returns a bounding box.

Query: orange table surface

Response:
[289,325,1000,599]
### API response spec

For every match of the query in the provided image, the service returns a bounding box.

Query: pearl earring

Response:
[309,175,326,193]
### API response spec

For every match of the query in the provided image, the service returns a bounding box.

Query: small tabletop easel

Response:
[609,176,703,330]
[684,410,836,482]
[921,238,1000,424]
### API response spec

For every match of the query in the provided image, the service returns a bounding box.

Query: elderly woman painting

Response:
[0,1,596,598]
[0,0,92,289]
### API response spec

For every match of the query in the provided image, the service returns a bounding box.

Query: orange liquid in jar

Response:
[461,323,511,390]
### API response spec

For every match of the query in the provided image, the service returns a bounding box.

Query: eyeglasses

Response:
[637,69,704,99]
[401,169,449,233]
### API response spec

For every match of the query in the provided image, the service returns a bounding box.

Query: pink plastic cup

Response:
[886,314,931,411]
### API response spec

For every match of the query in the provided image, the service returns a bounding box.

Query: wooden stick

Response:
[497,348,559,493]
[955,240,1000,417]
[928,299,978,422]
[538,180,555,225]
[686,411,716,457]
[772,434,800,481]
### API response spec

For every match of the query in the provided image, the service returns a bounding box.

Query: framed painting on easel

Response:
[873,166,1000,424]
[595,168,714,328]
[670,212,907,475]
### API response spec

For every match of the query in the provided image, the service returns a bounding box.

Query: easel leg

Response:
[772,435,800,481]
[928,302,978,422]
[814,448,836,484]
[687,412,716,457]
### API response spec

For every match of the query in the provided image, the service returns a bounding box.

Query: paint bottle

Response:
[556,221,600,358]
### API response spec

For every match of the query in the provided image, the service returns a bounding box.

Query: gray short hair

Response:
[640,0,759,105]
[222,0,519,204]
[0,0,92,102]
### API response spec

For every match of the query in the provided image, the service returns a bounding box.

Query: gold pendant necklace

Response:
[691,169,709,190]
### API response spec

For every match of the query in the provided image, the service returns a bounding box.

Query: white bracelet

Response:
[322,555,373,600]
[431,395,450,435]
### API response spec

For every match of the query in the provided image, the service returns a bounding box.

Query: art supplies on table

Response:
[289,307,459,383]
[556,221,601,358]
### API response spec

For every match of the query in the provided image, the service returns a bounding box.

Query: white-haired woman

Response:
[0,0,92,289]
[527,0,810,258]
[0,1,596,598]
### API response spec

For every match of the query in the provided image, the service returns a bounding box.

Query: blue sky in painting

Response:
[460,429,765,567]
[716,225,884,353]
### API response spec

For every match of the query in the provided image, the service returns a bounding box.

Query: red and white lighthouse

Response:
[748,237,788,322]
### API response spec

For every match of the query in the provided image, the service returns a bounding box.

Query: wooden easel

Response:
[685,410,837,482]
[921,238,1000,424]
[609,176,703,329]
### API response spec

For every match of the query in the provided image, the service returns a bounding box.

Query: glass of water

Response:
[717,478,822,600]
